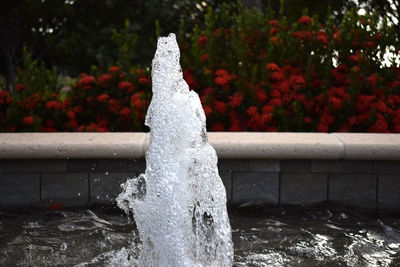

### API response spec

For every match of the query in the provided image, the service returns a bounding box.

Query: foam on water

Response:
[116,33,233,266]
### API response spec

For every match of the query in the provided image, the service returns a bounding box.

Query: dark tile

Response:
[218,159,279,172]
[68,159,146,173]
[42,173,89,207]
[0,173,41,207]
[281,173,328,205]
[280,160,310,172]
[312,160,373,174]
[3,159,66,173]
[329,174,377,209]
[232,172,279,204]
[374,161,400,174]
[378,174,400,209]
[90,172,136,204]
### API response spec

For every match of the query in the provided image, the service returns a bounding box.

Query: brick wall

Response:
[1,158,399,210]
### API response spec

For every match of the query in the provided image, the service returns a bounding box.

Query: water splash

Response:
[116,33,233,266]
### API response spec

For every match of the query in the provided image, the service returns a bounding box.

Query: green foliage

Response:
[112,19,139,71]
[14,47,58,98]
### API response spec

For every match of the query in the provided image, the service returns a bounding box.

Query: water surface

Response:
[1,205,400,266]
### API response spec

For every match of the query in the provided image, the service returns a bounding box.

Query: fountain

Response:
[116,33,234,266]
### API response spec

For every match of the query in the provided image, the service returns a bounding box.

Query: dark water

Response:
[1,205,400,266]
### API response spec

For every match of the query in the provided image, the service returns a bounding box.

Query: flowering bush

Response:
[179,4,400,132]
[1,4,400,133]
[0,65,152,132]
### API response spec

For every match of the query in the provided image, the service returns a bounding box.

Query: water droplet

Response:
[105,172,109,175]
[97,196,100,200]
[77,192,81,196]
[113,152,117,156]
[60,242,67,251]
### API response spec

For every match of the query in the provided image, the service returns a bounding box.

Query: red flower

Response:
[202,87,212,95]
[368,113,388,133]
[265,63,280,72]
[214,101,226,115]
[317,122,328,132]
[98,74,113,86]
[356,95,375,113]
[22,116,34,125]
[292,31,313,41]
[268,98,282,107]
[73,106,84,113]
[210,123,225,131]
[198,36,207,47]
[320,112,334,125]
[97,94,110,102]
[348,54,360,63]
[67,111,75,120]
[120,107,131,117]
[228,92,243,108]
[376,100,388,113]
[255,89,268,104]
[269,28,278,35]
[0,90,10,98]
[109,66,120,73]
[200,53,209,62]
[139,77,151,85]
[329,97,342,109]
[364,41,375,49]
[213,28,222,36]
[183,69,199,89]
[214,69,232,87]
[68,120,78,129]
[348,116,358,126]
[270,72,285,82]
[215,69,228,76]
[246,106,258,116]
[270,36,283,46]
[78,75,95,90]
[316,31,327,45]
[130,93,143,112]
[15,84,25,92]
[269,20,279,27]
[367,73,378,87]
[290,75,306,89]
[262,105,274,114]
[118,81,134,93]
[328,86,349,101]
[45,100,62,110]
[298,16,312,24]
[203,105,212,116]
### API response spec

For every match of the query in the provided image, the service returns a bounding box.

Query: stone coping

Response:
[0,132,399,160]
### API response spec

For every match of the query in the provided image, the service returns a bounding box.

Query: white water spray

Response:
[116,33,233,266]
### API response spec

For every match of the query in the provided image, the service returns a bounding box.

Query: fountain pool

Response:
[1,205,400,266]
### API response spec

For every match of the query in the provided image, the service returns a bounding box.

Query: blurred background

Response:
[0,0,399,133]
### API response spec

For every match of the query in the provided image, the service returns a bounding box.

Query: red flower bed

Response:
[1,5,400,133]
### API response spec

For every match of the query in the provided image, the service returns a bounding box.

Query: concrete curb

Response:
[1,132,399,160]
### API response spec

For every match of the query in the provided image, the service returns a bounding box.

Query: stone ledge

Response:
[332,133,400,160]
[0,132,399,160]
[0,133,146,159]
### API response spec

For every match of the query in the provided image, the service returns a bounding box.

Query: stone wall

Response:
[1,158,399,210]
[0,133,399,210]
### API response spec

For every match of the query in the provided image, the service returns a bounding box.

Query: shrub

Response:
[1,4,400,133]
[178,3,400,132]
